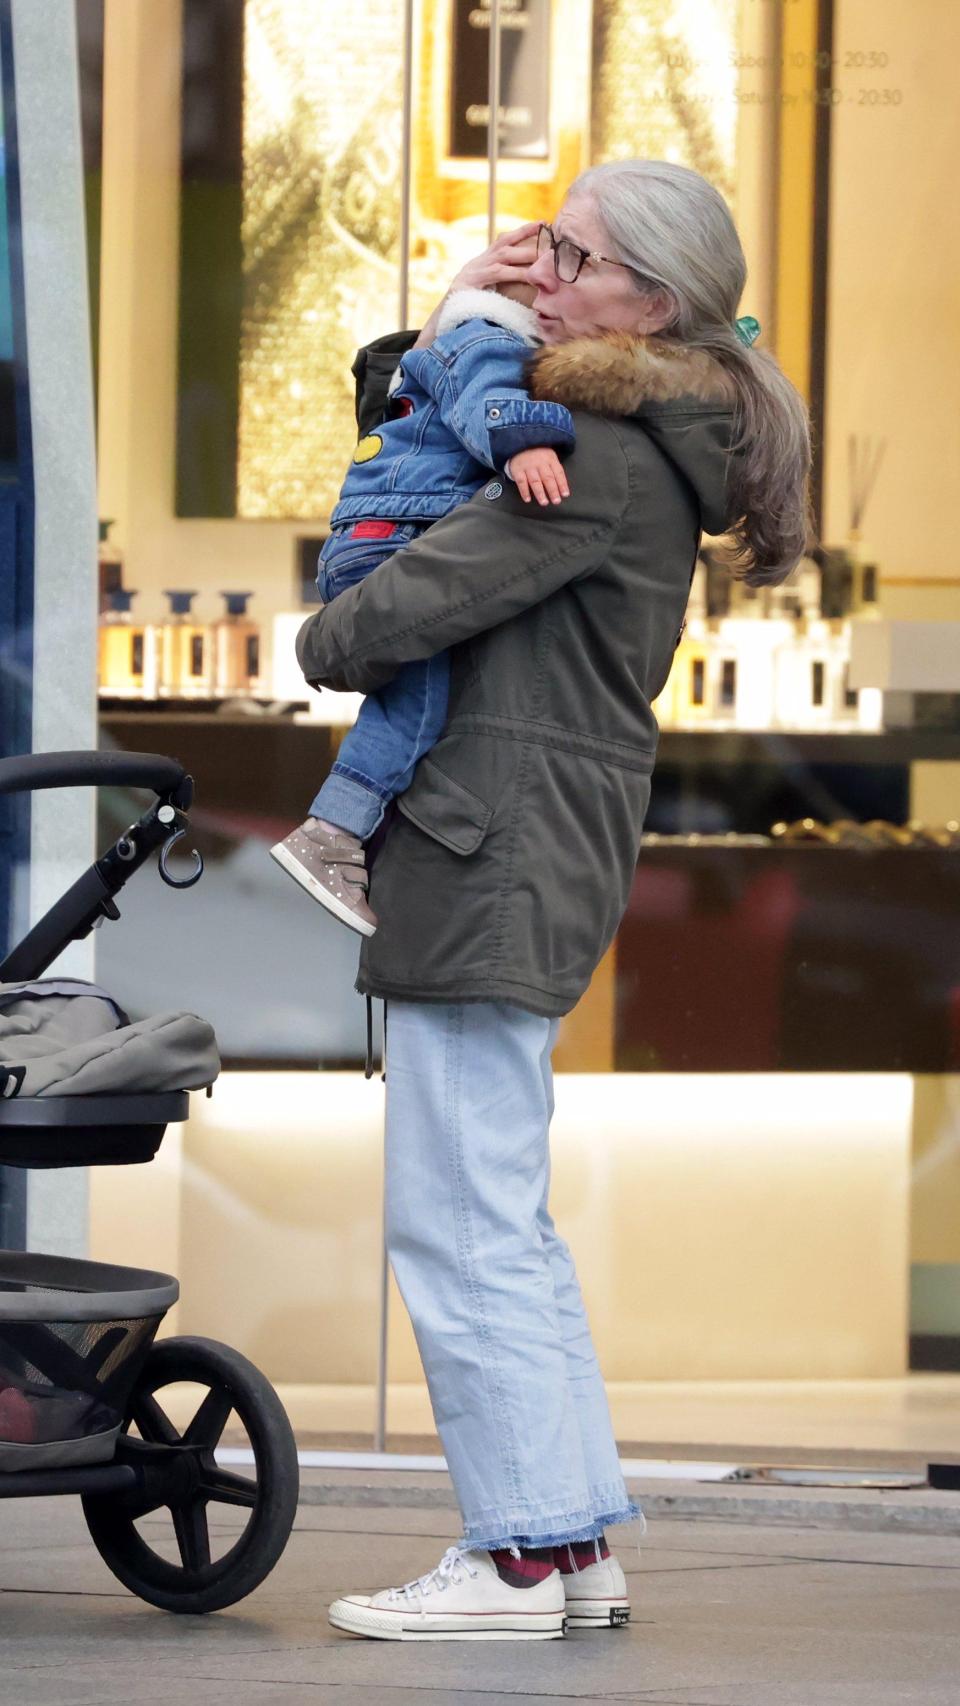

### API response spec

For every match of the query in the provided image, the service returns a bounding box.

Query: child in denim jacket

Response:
[271,282,576,936]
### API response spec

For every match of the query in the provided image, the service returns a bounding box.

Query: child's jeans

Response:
[384,998,645,1553]
[310,520,450,840]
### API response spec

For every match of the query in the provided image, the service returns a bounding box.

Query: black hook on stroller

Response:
[0,749,299,1614]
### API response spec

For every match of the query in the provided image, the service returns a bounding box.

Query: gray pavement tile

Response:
[289,1506,462,1537]
[0,1614,646,1704]
[643,1518,960,1571]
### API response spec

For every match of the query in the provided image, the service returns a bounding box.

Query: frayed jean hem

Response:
[458,1500,645,1554]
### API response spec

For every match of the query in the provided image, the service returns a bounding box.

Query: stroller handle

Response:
[0,750,191,808]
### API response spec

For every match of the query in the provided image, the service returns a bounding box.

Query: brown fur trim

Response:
[524,331,737,416]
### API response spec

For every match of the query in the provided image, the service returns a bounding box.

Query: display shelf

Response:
[99,713,960,840]
[100,707,960,760]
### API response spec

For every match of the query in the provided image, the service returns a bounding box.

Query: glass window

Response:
[3,0,955,1466]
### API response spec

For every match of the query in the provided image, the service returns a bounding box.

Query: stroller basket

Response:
[0,1252,178,1472]
[0,1091,190,1169]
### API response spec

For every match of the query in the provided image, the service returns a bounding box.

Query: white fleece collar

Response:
[436,287,542,345]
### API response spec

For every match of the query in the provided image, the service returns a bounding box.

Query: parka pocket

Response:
[396,754,493,856]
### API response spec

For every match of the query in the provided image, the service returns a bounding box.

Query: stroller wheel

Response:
[81,1335,299,1614]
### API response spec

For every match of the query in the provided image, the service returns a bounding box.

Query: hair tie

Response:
[735,315,761,347]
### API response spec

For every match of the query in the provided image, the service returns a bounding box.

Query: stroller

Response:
[0,749,298,1613]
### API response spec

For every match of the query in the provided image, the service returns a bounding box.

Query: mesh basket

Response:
[0,1254,178,1471]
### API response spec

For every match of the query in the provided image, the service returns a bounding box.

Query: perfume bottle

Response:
[847,529,881,619]
[159,590,213,699]
[98,589,154,698]
[672,560,713,726]
[214,592,261,697]
[98,519,124,614]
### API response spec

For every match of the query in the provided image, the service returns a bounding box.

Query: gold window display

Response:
[236,0,743,518]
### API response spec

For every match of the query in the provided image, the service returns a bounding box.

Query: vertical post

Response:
[374,0,416,1456]
[398,0,414,332]
[774,0,834,538]
[807,0,834,537]
[0,0,34,1251]
[374,1117,390,1452]
[10,0,97,1256]
[487,0,500,243]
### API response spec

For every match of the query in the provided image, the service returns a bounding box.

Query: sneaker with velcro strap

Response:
[269,818,378,935]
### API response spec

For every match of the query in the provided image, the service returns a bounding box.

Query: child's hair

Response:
[569,159,816,587]
[495,279,537,308]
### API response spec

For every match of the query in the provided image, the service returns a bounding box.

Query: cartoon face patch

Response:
[353,434,383,464]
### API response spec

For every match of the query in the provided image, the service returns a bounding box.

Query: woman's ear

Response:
[640,286,678,335]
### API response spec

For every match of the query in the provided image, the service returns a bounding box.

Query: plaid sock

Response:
[553,1534,611,1573]
[488,1545,557,1587]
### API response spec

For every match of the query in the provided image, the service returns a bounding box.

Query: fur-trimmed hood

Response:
[525,331,741,536]
[526,329,737,413]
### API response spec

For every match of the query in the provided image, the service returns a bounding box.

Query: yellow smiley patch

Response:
[353,434,383,464]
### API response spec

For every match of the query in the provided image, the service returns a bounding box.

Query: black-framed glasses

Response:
[536,221,643,285]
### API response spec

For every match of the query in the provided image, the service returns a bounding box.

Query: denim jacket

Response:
[328,289,576,528]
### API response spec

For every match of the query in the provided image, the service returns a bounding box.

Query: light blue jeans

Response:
[383,998,644,1554]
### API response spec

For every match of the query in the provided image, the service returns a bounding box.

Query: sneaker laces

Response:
[628,1510,648,1562]
[386,1544,480,1604]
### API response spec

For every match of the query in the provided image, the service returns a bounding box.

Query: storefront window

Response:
[3,0,958,1463]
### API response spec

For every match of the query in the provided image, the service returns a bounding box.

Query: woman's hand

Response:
[413,222,541,349]
[508,447,570,506]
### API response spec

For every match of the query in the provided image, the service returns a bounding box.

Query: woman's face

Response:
[526,194,674,346]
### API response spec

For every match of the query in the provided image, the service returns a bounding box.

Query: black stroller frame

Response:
[0,750,299,1613]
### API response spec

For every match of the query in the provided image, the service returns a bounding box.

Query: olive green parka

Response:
[296,324,741,1017]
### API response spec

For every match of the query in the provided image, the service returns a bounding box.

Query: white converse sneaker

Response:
[558,1545,631,1629]
[328,1545,567,1642]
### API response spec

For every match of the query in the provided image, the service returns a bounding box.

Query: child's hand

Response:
[508,446,570,506]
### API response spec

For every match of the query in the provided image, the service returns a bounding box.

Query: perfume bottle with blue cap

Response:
[159,590,213,698]
[98,587,153,698]
[97,519,124,613]
[214,591,261,697]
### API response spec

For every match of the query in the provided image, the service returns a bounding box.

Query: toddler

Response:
[270,281,575,934]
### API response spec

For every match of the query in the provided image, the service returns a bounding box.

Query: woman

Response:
[297,159,812,1642]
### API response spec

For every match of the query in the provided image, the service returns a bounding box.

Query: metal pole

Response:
[487,0,501,244]
[374,1144,390,1451]
[398,0,415,330]
[372,0,416,1456]
[373,990,391,1446]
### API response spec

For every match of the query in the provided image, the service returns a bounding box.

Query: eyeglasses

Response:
[535,221,645,285]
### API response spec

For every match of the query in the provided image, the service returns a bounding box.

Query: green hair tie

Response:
[735,315,761,346]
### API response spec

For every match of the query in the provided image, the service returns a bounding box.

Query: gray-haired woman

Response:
[297,159,813,1642]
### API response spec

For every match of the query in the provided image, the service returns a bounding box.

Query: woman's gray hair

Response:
[569,159,816,587]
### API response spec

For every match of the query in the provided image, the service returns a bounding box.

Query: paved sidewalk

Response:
[1,1475,958,1704]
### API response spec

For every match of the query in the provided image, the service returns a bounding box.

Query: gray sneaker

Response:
[269,819,378,936]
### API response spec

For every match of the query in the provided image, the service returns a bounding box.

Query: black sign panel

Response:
[450,0,550,161]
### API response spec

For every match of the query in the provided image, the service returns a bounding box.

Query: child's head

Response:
[495,279,537,309]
